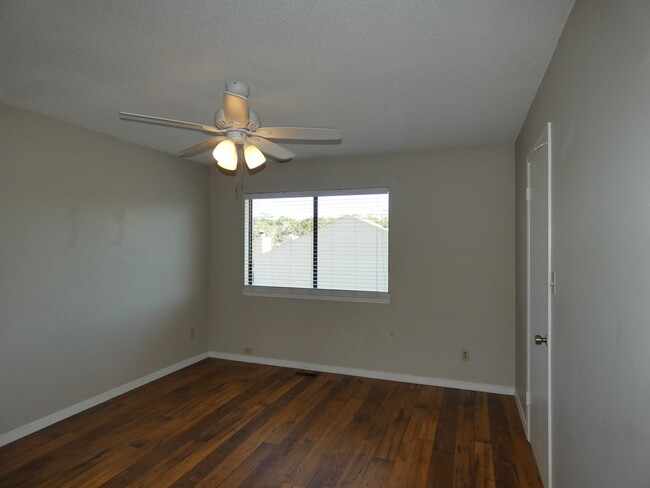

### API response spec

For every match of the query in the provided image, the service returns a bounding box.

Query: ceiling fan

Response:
[120,82,342,171]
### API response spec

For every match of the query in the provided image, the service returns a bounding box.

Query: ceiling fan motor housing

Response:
[225,81,250,98]
[214,108,261,131]
[227,130,246,144]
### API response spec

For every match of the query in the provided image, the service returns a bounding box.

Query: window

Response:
[243,189,389,303]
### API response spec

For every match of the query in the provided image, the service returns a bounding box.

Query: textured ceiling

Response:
[0,0,574,164]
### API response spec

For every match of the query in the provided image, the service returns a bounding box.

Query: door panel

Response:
[528,125,552,487]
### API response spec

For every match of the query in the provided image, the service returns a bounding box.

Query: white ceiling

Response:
[0,0,574,164]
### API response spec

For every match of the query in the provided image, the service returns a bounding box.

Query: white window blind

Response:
[244,189,389,301]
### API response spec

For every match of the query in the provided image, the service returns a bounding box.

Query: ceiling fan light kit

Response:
[120,82,341,173]
[212,139,238,171]
[243,142,266,169]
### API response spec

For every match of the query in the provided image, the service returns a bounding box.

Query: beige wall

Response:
[0,103,209,435]
[210,145,515,389]
[515,0,650,485]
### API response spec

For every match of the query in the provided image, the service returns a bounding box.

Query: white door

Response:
[527,123,552,487]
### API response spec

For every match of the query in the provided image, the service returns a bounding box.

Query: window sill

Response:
[242,286,390,304]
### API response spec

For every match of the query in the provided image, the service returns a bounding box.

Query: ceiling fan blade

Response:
[222,92,249,129]
[248,136,296,162]
[178,137,226,157]
[253,127,342,142]
[119,112,225,136]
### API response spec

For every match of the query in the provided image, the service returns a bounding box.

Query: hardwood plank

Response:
[352,381,402,447]
[374,386,420,461]
[419,386,442,441]
[334,383,402,487]
[474,441,497,488]
[427,387,461,486]
[356,457,394,487]
[201,442,275,488]
[333,439,377,488]
[300,381,393,487]
[198,375,348,487]
[0,360,542,488]
[415,437,435,487]
[473,392,491,444]
[433,388,461,453]
[287,398,365,486]
[386,405,425,486]
[429,450,456,488]
[487,393,521,487]
[453,390,476,487]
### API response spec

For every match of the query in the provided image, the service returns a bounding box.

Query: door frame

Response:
[526,122,553,486]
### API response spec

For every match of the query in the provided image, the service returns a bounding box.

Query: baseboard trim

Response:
[515,390,529,439]
[209,351,514,396]
[0,352,209,448]
[1,350,515,448]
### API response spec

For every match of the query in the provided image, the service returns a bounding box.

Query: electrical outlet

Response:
[244,347,253,354]
[461,350,470,362]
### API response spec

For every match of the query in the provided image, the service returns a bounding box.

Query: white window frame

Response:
[243,187,390,304]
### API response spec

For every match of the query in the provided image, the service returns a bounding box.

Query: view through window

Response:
[244,190,389,298]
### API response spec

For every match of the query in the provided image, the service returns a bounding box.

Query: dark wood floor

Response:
[0,359,542,487]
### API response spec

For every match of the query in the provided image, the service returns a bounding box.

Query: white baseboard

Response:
[0,352,209,448]
[1,350,515,449]
[209,351,514,396]
[515,390,529,439]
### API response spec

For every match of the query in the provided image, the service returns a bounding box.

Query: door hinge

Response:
[550,271,557,295]
[533,141,548,152]
[526,188,531,201]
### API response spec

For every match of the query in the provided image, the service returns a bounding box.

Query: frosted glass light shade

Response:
[244,142,266,169]
[213,139,238,170]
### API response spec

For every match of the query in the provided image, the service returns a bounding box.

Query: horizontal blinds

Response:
[244,190,389,293]
[316,194,388,292]
[246,196,314,289]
